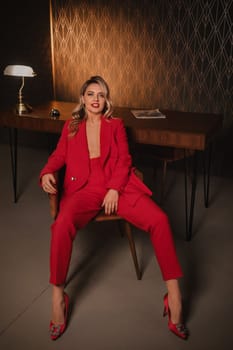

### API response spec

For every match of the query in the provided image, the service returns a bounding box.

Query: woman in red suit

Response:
[40,76,188,340]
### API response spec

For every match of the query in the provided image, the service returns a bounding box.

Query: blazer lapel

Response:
[73,120,89,164]
[100,117,112,165]
[72,117,112,166]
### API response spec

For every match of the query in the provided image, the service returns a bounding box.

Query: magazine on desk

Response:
[131,108,166,119]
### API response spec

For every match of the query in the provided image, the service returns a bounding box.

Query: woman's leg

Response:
[51,284,65,324]
[166,279,182,323]
[118,194,183,280]
[117,194,184,323]
[50,188,105,285]
[49,158,107,327]
[49,189,105,324]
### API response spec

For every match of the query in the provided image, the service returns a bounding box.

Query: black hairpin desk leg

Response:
[203,144,212,208]
[184,151,198,241]
[8,128,18,203]
[184,146,213,241]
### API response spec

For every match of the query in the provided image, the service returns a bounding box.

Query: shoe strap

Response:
[176,323,188,334]
[50,324,61,337]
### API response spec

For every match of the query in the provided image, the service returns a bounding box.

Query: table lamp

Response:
[4,65,36,115]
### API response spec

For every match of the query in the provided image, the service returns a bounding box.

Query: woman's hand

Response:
[41,173,57,194]
[102,189,119,215]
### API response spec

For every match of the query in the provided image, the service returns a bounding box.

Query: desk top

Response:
[0,100,223,150]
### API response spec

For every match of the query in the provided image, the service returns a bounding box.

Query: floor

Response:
[0,141,233,350]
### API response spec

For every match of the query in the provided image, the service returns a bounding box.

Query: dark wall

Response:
[0,0,53,108]
[0,0,53,147]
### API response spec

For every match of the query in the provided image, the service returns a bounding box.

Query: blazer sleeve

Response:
[106,119,132,192]
[39,120,70,180]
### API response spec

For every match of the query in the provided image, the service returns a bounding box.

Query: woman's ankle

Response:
[51,285,65,324]
[165,279,183,324]
[167,293,182,324]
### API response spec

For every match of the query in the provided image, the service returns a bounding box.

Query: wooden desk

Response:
[0,100,222,149]
[0,101,223,240]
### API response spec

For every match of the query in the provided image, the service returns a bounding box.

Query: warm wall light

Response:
[4,65,36,115]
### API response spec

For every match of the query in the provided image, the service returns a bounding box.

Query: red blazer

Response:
[40,116,152,206]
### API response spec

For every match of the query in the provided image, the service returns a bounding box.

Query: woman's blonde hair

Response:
[69,76,113,136]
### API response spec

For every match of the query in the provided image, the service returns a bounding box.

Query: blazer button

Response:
[71,176,77,181]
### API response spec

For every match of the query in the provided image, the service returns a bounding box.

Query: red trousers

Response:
[50,158,183,285]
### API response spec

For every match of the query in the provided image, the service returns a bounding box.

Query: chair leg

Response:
[160,160,167,205]
[117,220,124,237]
[123,221,141,280]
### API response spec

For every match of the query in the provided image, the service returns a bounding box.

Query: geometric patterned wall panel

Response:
[51,0,232,123]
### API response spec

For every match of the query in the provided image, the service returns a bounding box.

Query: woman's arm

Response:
[39,120,70,180]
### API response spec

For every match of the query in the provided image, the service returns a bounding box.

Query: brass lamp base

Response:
[15,102,32,115]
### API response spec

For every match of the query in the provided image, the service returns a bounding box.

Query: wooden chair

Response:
[48,169,142,280]
[152,146,195,204]
[133,144,194,204]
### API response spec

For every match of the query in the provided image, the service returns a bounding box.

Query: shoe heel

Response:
[163,305,168,317]
[163,293,169,317]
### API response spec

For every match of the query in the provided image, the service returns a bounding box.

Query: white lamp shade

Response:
[4,65,36,77]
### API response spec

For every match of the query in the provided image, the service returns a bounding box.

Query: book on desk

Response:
[131,108,166,119]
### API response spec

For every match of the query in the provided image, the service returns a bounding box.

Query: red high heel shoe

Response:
[49,292,69,341]
[163,293,189,340]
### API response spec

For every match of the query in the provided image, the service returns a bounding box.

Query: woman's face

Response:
[82,83,106,116]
